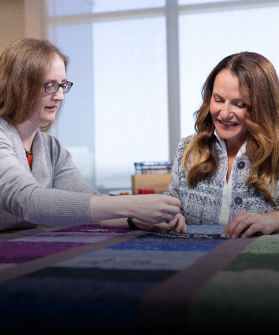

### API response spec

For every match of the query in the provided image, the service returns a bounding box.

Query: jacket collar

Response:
[214,129,247,157]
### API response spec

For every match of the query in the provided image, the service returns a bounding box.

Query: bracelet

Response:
[127,218,140,230]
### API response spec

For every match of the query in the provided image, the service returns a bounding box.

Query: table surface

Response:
[0,224,278,332]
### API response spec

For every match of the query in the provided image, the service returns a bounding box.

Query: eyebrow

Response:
[46,78,68,83]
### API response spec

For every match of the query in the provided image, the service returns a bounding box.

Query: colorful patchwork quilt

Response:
[0,224,278,332]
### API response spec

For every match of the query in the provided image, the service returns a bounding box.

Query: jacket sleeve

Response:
[164,136,195,216]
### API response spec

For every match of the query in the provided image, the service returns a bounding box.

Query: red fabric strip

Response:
[26,153,33,167]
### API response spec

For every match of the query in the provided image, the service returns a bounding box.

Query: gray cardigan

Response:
[0,117,101,231]
[165,135,279,225]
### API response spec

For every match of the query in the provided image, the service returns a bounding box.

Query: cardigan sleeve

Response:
[0,123,96,227]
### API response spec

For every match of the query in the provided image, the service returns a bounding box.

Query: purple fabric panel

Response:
[9,235,118,243]
[0,225,130,266]
[36,232,122,237]
[54,226,130,234]
[0,241,87,264]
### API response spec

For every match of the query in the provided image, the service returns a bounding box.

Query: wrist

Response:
[127,218,140,230]
[263,211,279,233]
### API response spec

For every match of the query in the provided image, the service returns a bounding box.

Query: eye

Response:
[45,82,57,89]
[62,82,70,89]
[212,94,223,103]
[236,103,246,108]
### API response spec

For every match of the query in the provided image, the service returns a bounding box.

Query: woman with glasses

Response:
[165,51,279,238]
[0,38,185,233]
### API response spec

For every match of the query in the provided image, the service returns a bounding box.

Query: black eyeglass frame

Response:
[44,81,73,94]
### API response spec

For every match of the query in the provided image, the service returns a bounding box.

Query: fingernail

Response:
[226,234,231,239]
[220,233,225,238]
[232,234,236,238]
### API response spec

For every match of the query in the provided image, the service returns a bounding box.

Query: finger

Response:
[164,195,181,207]
[241,222,264,238]
[230,218,251,238]
[166,205,181,216]
[181,223,188,234]
[150,222,167,231]
[175,221,187,233]
[225,211,249,238]
[161,208,180,222]
[220,227,227,238]
[166,218,177,230]
[174,216,187,233]
[151,212,174,223]
[161,213,179,231]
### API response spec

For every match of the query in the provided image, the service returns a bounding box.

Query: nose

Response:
[220,101,232,119]
[53,86,64,101]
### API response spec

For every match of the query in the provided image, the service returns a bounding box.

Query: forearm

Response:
[89,195,134,222]
[89,194,181,224]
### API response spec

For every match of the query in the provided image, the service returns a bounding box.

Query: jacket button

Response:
[235,197,243,205]
[237,161,245,169]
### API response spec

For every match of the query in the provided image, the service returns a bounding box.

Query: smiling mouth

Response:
[219,120,236,126]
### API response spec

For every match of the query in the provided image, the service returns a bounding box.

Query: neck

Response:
[224,138,245,158]
[15,120,38,152]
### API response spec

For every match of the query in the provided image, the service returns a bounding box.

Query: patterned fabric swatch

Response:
[0,225,225,331]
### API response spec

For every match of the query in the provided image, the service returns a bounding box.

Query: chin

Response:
[44,114,56,123]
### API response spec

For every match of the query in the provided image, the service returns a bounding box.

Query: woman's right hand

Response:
[130,194,181,223]
[134,213,187,233]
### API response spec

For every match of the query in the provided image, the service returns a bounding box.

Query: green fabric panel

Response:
[225,253,279,271]
[187,269,279,331]
[241,234,279,254]
[221,234,279,271]
[186,235,279,331]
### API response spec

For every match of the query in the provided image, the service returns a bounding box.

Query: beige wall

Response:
[0,0,43,55]
[0,0,25,55]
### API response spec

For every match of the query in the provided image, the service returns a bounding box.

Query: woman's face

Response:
[30,54,67,127]
[210,69,248,148]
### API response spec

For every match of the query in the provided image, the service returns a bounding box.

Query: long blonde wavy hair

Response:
[182,52,279,206]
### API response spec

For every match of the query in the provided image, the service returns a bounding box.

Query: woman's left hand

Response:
[221,210,279,238]
[135,213,187,233]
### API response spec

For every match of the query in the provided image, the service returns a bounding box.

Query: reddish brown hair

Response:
[0,38,68,131]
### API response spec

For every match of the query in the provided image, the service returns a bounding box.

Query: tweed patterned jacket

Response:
[165,135,279,225]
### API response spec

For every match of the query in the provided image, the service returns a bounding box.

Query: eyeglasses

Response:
[44,81,73,94]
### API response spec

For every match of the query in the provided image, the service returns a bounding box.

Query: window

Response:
[44,0,279,191]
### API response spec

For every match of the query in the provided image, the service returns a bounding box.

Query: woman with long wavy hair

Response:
[166,51,279,238]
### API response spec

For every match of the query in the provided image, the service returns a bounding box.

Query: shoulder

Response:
[0,117,19,148]
[171,134,196,169]
[176,134,196,155]
[0,117,13,137]
[39,131,66,153]
[37,130,71,165]
[180,134,196,147]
